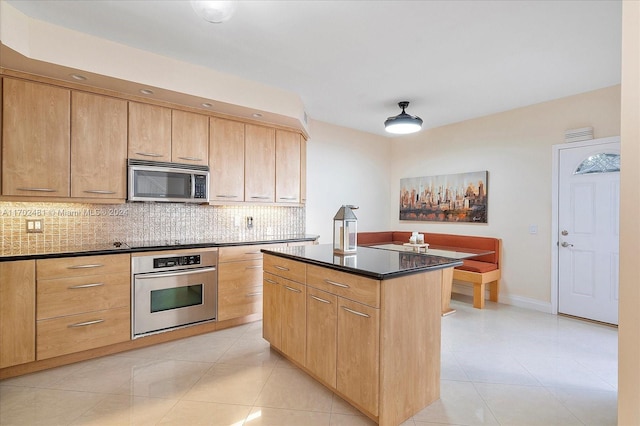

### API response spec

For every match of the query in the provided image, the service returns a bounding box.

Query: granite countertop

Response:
[0,234,319,262]
[261,244,463,280]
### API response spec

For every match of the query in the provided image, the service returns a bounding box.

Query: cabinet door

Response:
[245,124,275,202]
[172,110,208,165]
[275,130,301,203]
[71,91,127,199]
[262,272,281,349]
[2,79,70,197]
[128,102,171,161]
[306,287,337,387]
[337,298,380,416]
[300,137,307,204]
[0,260,36,368]
[281,278,306,365]
[209,118,245,202]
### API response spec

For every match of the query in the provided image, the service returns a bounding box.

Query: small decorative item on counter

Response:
[417,233,425,244]
[333,205,359,254]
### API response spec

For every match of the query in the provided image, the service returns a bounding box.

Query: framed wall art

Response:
[399,171,488,223]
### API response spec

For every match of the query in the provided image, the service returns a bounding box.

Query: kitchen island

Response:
[261,244,463,426]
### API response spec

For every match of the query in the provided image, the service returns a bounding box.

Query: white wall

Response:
[389,86,621,310]
[306,120,391,244]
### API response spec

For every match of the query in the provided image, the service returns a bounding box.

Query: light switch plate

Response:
[26,219,44,233]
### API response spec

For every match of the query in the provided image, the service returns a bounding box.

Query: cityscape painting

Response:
[400,171,488,223]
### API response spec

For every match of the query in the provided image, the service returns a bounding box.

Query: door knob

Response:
[561,242,573,248]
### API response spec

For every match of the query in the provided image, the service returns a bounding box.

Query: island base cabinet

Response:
[262,272,282,349]
[306,287,337,388]
[280,279,306,366]
[337,298,380,417]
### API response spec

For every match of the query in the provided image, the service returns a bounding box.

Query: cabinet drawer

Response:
[37,254,130,279]
[307,265,380,308]
[37,272,130,320]
[37,307,130,360]
[219,244,282,262]
[218,259,263,291]
[218,284,263,321]
[263,254,305,283]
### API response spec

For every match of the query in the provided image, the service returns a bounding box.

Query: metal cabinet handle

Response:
[178,156,203,162]
[136,152,163,157]
[215,195,239,198]
[245,251,262,255]
[310,295,331,304]
[17,187,56,192]
[325,279,349,288]
[278,196,297,201]
[67,264,104,270]
[68,282,104,289]
[245,265,262,270]
[68,319,105,328]
[246,292,263,297]
[84,190,116,194]
[341,306,370,318]
[284,285,302,293]
[250,196,271,200]
[274,265,289,271]
[264,278,277,284]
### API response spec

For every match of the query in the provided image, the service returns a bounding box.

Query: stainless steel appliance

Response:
[132,249,217,338]
[127,159,210,203]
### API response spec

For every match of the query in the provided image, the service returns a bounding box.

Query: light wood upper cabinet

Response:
[300,137,307,204]
[2,79,70,197]
[171,110,209,165]
[275,130,301,203]
[128,102,171,161]
[245,124,276,202]
[0,260,36,369]
[71,92,128,199]
[209,117,245,202]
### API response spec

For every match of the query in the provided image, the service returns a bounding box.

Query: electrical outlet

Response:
[529,224,538,235]
[246,216,254,229]
[26,219,43,233]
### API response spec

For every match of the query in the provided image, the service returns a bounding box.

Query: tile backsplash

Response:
[0,202,306,255]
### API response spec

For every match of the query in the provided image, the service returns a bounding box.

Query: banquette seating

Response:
[358,231,502,309]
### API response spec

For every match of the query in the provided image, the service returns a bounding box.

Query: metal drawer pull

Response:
[245,265,262,270]
[17,187,56,192]
[84,189,116,194]
[325,279,349,288]
[136,152,163,157]
[250,196,271,200]
[279,196,297,200]
[178,156,203,162]
[67,264,104,269]
[284,285,302,293]
[310,295,331,304]
[245,251,262,255]
[274,265,289,271]
[216,195,239,198]
[68,282,105,289]
[264,278,277,284]
[68,319,105,328]
[246,292,263,297]
[342,306,370,318]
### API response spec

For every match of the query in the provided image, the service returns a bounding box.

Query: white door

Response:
[558,140,620,325]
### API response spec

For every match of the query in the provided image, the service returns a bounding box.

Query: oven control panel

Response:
[154,255,201,269]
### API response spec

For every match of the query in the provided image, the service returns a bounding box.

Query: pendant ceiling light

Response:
[384,101,423,135]
[191,0,237,23]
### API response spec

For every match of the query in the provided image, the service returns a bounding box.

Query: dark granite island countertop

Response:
[261,243,463,280]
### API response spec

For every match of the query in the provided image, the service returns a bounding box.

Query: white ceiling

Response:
[5,0,622,136]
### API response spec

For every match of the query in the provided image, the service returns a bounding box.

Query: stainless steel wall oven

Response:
[132,249,217,338]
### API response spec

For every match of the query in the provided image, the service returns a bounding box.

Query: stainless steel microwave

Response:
[127,159,210,203]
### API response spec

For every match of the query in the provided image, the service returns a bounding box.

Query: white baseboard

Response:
[452,282,553,314]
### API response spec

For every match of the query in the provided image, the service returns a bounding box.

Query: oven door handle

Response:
[135,266,217,280]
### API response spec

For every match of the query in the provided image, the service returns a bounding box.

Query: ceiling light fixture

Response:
[201,102,213,108]
[191,0,237,23]
[139,89,154,95]
[384,101,423,135]
[252,113,263,118]
[69,73,87,81]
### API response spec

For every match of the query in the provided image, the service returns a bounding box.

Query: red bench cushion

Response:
[456,259,498,273]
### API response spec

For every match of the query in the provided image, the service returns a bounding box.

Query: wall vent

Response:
[565,127,593,143]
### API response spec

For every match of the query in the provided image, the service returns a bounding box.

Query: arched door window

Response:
[574,153,620,175]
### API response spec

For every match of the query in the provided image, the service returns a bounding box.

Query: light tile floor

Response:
[0,295,618,425]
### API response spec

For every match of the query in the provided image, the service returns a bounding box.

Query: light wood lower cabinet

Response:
[306,287,337,388]
[280,278,306,366]
[0,260,36,369]
[262,272,282,348]
[35,254,130,360]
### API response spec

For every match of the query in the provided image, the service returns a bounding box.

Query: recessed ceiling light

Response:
[201,102,213,108]
[139,89,154,95]
[252,113,263,118]
[69,73,87,81]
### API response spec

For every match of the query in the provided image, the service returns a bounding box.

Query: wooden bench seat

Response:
[358,231,502,309]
